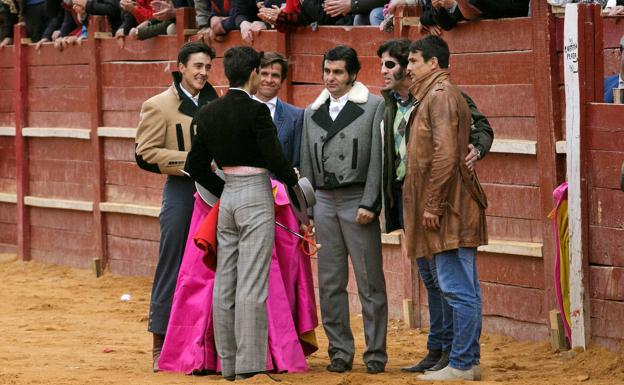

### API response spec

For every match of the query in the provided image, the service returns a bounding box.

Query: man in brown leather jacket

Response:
[403,36,487,382]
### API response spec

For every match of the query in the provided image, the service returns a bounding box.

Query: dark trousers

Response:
[148,176,195,335]
[23,2,48,42]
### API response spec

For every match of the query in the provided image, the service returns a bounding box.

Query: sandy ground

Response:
[0,254,623,385]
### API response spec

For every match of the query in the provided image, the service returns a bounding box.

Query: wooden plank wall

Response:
[554,10,624,350]
[0,41,16,254]
[586,104,624,351]
[0,2,614,344]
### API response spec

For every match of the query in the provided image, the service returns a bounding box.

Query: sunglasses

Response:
[382,60,399,69]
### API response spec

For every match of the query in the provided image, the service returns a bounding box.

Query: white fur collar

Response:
[311,81,369,111]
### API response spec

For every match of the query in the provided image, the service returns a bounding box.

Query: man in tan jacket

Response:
[134,41,218,372]
[402,36,487,382]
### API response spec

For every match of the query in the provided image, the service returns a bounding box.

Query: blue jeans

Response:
[434,247,482,370]
[416,257,453,352]
[353,7,385,26]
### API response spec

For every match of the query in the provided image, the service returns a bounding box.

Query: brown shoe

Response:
[152,333,165,372]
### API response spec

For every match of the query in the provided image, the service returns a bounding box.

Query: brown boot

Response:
[152,333,165,372]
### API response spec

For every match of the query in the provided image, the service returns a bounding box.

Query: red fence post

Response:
[531,0,565,318]
[88,17,108,272]
[14,23,30,261]
[176,7,196,49]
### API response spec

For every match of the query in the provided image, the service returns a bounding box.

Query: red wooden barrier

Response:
[0,2,622,347]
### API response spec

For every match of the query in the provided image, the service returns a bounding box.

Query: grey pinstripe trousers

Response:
[213,173,274,377]
[315,186,388,365]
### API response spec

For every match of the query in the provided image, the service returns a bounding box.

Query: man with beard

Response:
[299,45,388,375]
[376,38,492,376]
[134,41,218,372]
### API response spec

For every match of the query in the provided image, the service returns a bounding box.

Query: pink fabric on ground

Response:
[158,182,318,374]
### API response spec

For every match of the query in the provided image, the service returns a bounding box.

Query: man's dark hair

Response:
[377,39,411,69]
[409,36,450,69]
[260,51,288,81]
[223,46,262,88]
[177,41,216,65]
[323,45,361,81]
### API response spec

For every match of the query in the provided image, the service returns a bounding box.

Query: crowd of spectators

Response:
[0,0,621,49]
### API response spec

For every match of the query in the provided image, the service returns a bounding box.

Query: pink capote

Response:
[158,181,318,374]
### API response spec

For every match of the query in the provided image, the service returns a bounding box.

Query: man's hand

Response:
[210,16,226,35]
[258,5,280,25]
[323,0,352,17]
[128,27,139,39]
[431,0,456,9]
[151,0,176,21]
[418,22,442,36]
[240,21,255,43]
[607,5,624,16]
[120,0,136,12]
[355,208,375,225]
[422,210,440,231]
[464,143,480,172]
[0,37,12,48]
[301,219,314,234]
[387,0,406,15]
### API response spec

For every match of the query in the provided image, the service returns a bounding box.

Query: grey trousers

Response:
[213,173,274,377]
[148,176,195,335]
[315,186,388,365]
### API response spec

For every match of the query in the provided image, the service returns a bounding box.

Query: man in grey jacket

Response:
[300,45,388,375]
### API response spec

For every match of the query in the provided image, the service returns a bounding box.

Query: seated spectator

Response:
[72,0,122,32]
[0,0,18,47]
[230,0,272,42]
[129,0,193,40]
[604,35,624,103]
[386,0,529,34]
[258,0,353,32]
[115,0,153,37]
[195,0,236,42]
[23,0,50,42]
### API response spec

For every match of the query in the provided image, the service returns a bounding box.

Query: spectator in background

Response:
[0,0,18,47]
[386,0,529,34]
[22,0,50,41]
[129,0,194,41]
[115,0,153,37]
[604,35,624,103]
[230,0,271,43]
[72,0,122,32]
[259,0,354,32]
[34,0,63,49]
[195,0,236,42]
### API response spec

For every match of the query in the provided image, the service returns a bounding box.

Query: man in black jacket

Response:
[186,46,298,381]
[376,39,493,377]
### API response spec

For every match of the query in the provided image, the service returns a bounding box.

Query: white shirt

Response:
[619,74,624,89]
[253,95,278,120]
[179,84,199,106]
[329,93,349,121]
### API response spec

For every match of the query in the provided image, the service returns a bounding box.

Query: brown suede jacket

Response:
[402,69,488,259]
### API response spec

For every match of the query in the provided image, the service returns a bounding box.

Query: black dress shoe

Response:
[401,349,442,373]
[366,360,385,374]
[235,372,282,382]
[327,358,352,373]
[425,350,450,372]
[223,374,235,381]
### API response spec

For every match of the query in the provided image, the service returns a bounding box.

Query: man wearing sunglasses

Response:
[376,39,493,377]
